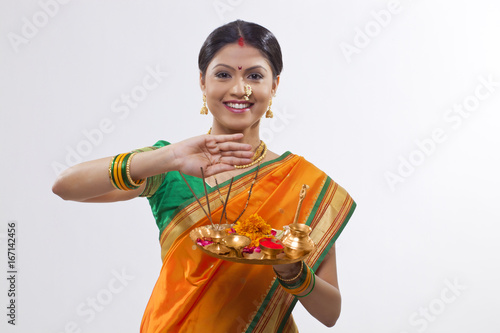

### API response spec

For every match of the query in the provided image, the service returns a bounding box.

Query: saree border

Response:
[247,176,356,333]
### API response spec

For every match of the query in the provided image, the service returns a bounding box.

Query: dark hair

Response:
[198,20,283,79]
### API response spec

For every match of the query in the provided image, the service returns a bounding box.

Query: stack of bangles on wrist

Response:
[108,147,166,197]
[273,261,316,298]
[109,153,145,190]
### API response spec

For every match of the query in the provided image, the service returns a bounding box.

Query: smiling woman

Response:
[202,42,278,137]
[52,20,356,333]
[199,20,281,142]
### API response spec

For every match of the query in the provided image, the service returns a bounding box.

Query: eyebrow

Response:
[211,64,268,72]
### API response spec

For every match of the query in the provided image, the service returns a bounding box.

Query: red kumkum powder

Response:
[260,238,283,249]
[238,36,244,46]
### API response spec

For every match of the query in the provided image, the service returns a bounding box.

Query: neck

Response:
[210,123,262,150]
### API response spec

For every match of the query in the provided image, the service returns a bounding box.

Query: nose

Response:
[230,78,246,99]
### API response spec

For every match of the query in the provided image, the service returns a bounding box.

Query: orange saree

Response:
[141,144,356,333]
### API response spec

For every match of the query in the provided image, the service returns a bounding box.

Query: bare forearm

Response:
[273,244,341,327]
[52,134,253,202]
[298,275,342,327]
[52,156,114,201]
[52,146,176,202]
[128,146,177,180]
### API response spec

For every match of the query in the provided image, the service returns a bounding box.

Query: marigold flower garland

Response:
[233,213,273,248]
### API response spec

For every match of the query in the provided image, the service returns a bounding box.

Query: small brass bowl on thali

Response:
[190,225,213,240]
[207,226,230,254]
[222,234,251,257]
[191,224,232,255]
[259,238,284,259]
[190,224,231,239]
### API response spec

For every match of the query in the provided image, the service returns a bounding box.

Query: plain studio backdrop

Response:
[1,1,499,332]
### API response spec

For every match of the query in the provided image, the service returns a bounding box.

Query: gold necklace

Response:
[207,128,267,169]
[234,141,267,169]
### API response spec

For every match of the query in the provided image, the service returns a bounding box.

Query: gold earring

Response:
[200,94,208,115]
[265,99,273,118]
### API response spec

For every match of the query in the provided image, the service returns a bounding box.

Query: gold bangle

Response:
[126,153,145,188]
[280,266,313,296]
[108,156,119,189]
[274,261,304,282]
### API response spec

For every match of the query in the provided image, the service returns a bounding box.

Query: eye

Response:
[215,72,231,79]
[248,73,264,80]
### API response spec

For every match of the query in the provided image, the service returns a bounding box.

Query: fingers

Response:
[219,156,252,165]
[205,135,252,158]
[212,133,245,143]
[216,142,252,151]
[203,156,253,177]
[220,150,254,158]
[208,133,252,150]
[204,163,234,177]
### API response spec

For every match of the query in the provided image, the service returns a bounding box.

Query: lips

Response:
[223,101,253,113]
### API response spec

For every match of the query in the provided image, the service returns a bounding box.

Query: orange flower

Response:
[234,214,273,247]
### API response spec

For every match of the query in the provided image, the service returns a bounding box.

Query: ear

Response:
[199,72,206,93]
[271,75,280,96]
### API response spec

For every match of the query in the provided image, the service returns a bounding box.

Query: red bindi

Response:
[238,66,242,70]
[238,37,244,47]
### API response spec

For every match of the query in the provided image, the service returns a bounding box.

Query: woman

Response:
[53,20,356,333]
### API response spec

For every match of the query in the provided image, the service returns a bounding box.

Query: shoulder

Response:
[264,149,281,162]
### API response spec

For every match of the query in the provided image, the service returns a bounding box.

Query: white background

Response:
[1,0,500,332]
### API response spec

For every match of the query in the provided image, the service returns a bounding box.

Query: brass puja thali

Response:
[182,167,315,265]
[189,223,315,265]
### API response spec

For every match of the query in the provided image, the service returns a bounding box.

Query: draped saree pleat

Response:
[141,142,356,333]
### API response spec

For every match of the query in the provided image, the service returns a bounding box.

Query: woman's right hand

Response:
[52,133,253,202]
[169,133,253,178]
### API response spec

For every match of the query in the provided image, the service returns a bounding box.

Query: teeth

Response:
[226,102,250,109]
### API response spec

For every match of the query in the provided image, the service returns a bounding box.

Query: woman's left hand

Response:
[272,262,302,280]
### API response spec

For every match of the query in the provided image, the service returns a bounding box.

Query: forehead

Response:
[208,43,271,70]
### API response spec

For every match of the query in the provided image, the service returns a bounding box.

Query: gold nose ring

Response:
[244,85,252,101]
